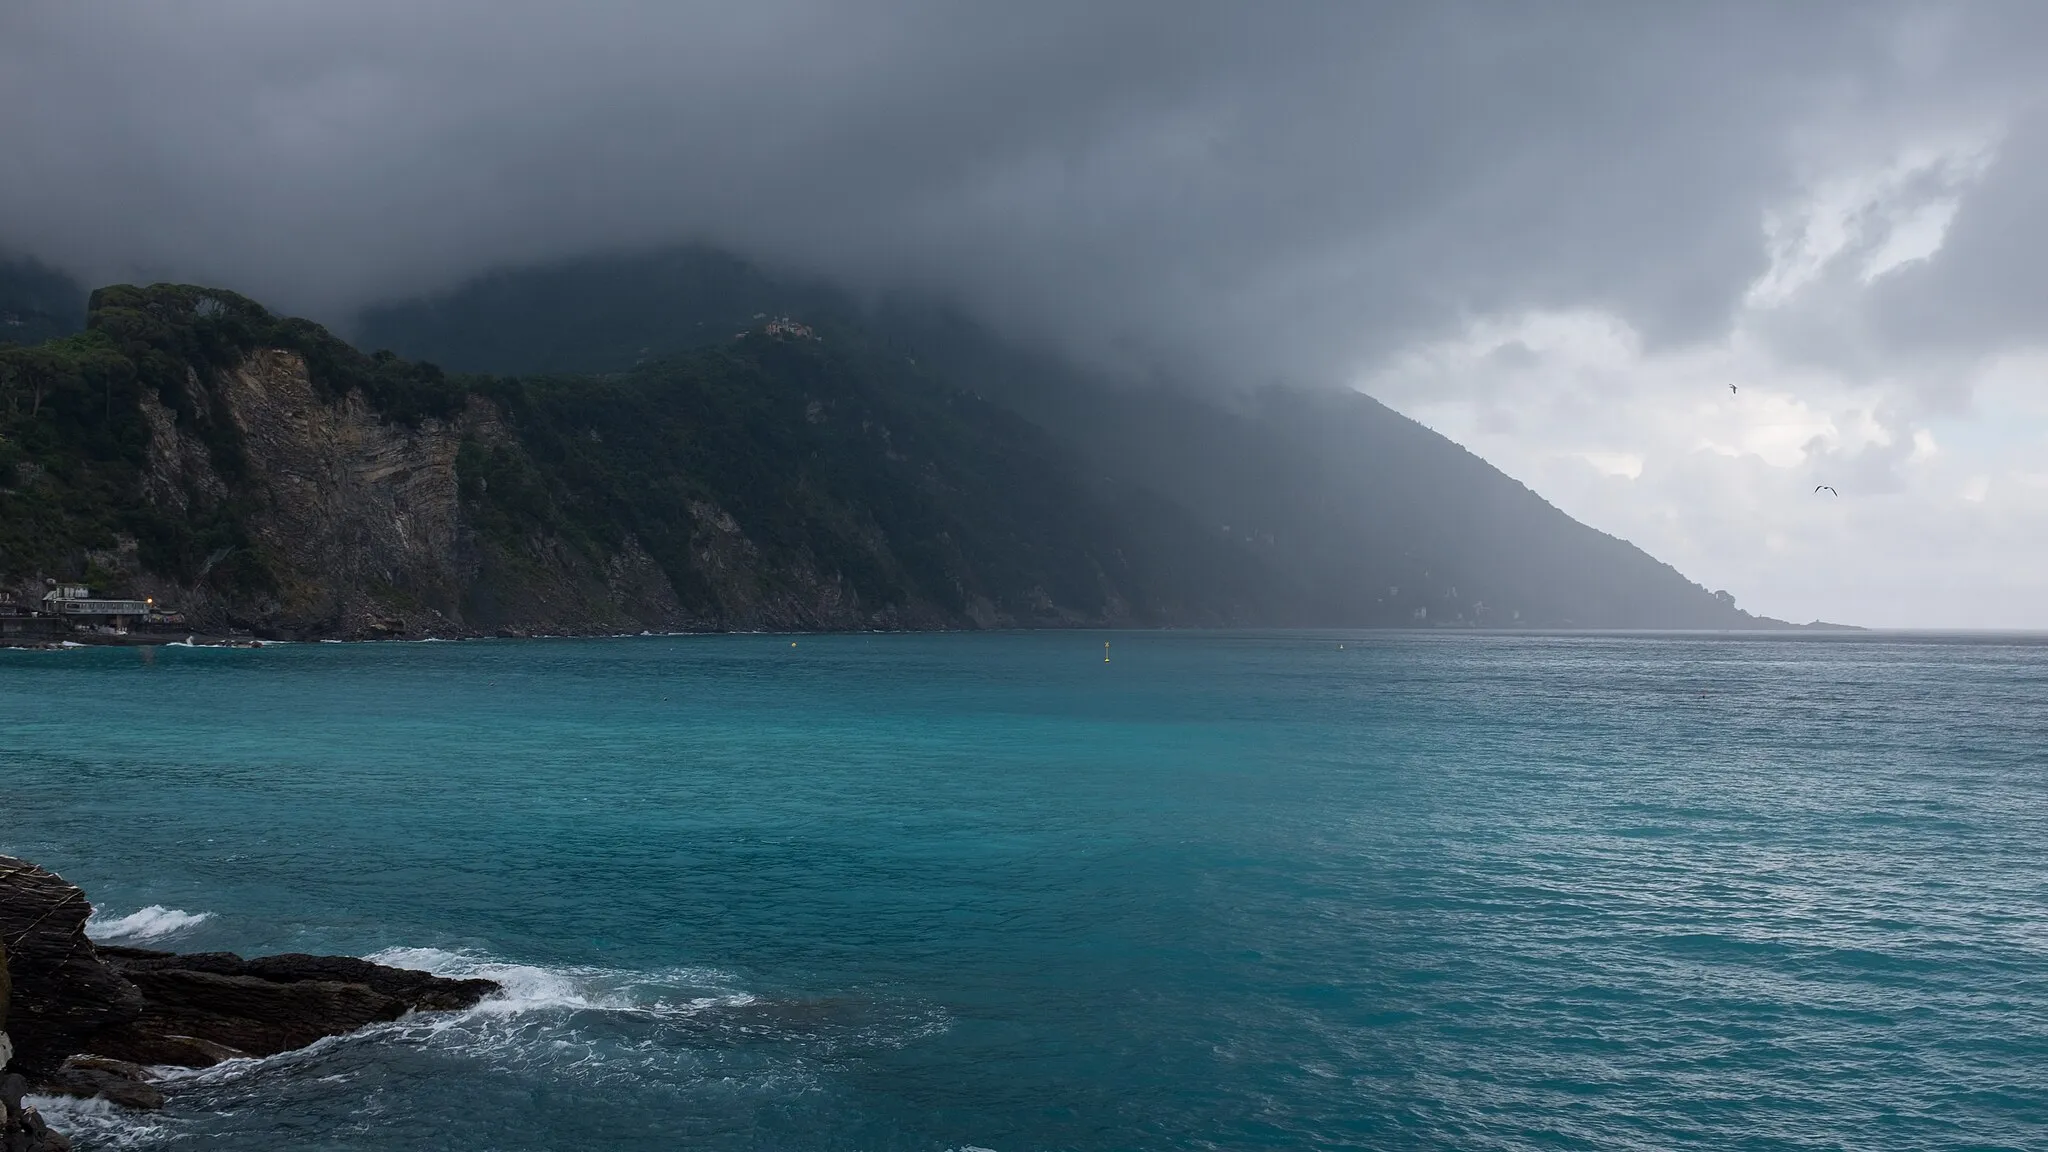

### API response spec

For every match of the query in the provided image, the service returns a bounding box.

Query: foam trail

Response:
[156,947,767,1093]
[23,1094,171,1149]
[86,905,215,943]
[366,946,758,1015]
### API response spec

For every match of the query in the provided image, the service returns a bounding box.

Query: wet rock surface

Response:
[0,859,143,1077]
[2,1072,72,1152]
[92,947,500,1063]
[1,854,500,1140]
[33,1058,162,1111]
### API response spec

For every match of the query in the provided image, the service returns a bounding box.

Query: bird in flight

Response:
[1814,485,1838,496]
[1728,383,1738,394]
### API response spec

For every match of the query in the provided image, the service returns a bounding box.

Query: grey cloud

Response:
[2,1,2043,383]
[1871,105,2048,357]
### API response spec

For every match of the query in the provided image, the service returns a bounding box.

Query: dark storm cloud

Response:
[1,1,2041,380]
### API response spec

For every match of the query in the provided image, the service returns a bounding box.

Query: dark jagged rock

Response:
[2,1073,72,1152]
[101,949,500,1014]
[70,1025,246,1070]
[1,855,500,1140]
[34,1058,161,1111]
[122,949,495,1066]
[0,858,143,1077]
[86,948,498,1064]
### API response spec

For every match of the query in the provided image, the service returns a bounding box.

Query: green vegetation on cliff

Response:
[2,283,1264,634]
[453,325,1267,628]
[1,285,461,596]
[356,246,832,376]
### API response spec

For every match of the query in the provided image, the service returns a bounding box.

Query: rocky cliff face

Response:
[664,498,956,633]
[116,347,700,638]
[134,349,472,635]
[90,335,1062,638]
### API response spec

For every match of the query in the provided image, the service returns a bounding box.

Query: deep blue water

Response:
[3,631,2046,1151]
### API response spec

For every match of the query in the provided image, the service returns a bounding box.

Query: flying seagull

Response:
[1814,485,1838,496]
[1728,382,1737,394]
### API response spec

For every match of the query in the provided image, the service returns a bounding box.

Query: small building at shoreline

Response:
[40,584,153,632]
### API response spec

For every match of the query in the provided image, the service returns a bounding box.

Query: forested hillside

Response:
[1,283,1271,636]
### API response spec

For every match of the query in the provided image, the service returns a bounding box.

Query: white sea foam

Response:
[23,1094,171,1149]
[85,943,942,1147]
[154,945,766,1098]
[86,904,215,943]
[366,946,758,1016]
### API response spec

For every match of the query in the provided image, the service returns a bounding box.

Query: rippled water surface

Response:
[3,631,2046,1150]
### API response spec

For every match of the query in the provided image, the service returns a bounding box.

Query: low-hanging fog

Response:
[6,1,2048,627]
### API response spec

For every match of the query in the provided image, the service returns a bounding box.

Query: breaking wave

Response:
[155,947,777,1093]
[366,946,760,1017]
[86,905,215,943]
[22,1094,171,1149]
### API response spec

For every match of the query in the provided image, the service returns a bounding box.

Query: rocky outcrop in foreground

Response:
[88,947,498,1068]
[2,1073,70,1152]
[0,860,142,1077]
[1,855,499,1145]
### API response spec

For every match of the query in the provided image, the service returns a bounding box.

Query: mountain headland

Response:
[1,252,1782,639]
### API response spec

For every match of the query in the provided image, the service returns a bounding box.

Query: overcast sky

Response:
[5,2,2048,627]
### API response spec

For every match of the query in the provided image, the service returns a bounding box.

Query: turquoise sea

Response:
[3,632,2046,1150]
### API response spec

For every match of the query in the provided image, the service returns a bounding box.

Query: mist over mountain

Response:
[356,248,1771,630]
[0,255,87,347]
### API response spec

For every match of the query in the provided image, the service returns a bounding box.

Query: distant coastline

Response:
[1,618,1882,652]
